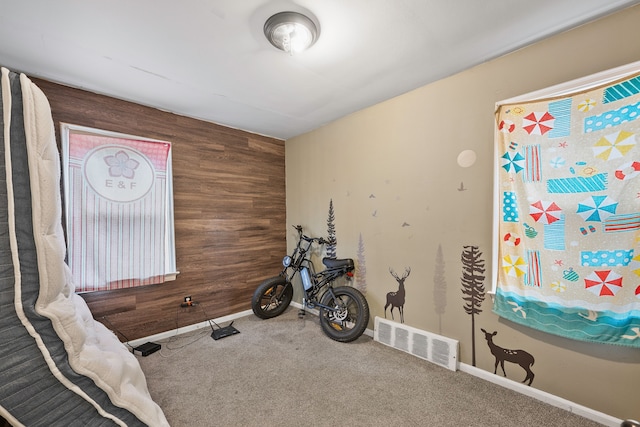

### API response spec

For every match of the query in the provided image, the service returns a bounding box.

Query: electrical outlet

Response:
[180,295,194,307]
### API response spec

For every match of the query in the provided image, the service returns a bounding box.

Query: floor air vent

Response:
[374,316,458,371]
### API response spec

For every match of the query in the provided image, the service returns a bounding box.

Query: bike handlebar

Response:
[293,225,327,244]
[302,235,326,244]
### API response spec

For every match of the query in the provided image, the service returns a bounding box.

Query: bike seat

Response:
[322,258,354,270]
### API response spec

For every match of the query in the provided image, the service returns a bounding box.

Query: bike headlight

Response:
[282,255,292,267]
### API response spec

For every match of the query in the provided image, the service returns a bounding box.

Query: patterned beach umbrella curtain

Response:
[494,68,640,348]
[65,130,171,292]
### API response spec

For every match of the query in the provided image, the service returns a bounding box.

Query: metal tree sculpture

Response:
[326,199,337,259]
[461,245,486,367]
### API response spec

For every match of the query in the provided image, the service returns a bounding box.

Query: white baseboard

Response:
[127,301,362,347]
[458,363,622,427]
[127,309,253,347]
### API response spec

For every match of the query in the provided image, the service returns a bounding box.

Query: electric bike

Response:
[251,225,369,342]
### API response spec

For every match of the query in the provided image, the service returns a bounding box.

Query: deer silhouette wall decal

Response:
[385,267,410,323]
[481,328,535,386]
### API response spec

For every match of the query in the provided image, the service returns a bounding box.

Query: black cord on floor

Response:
[151,305,210,356]
[198,303,222,332]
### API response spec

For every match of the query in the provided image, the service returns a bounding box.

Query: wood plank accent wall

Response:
[32,78,286,341]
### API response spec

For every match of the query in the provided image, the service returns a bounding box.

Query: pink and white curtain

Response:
[65,131,171,292]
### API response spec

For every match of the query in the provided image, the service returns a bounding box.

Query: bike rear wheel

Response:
[251,276,293,319]
[319,286,369,342]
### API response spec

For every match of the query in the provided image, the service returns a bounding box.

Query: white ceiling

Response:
[1,0,638,140]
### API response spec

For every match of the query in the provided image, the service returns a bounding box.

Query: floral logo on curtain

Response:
[105,150,139,179]
[84,146,155,203]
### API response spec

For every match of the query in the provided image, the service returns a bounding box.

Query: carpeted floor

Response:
[137,307,605,427]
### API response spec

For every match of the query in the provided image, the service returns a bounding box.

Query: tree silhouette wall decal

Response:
[461,245,486,367]
[433,243,447,334]
[326,199,337,259]
[355,233,367,295]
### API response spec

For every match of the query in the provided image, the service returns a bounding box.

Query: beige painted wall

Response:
[286,5,640,421]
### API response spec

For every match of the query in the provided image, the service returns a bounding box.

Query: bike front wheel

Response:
[251,276,293,319]
[319,286,370,342]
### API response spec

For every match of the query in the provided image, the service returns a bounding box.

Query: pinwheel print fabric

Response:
[494,72,640,347]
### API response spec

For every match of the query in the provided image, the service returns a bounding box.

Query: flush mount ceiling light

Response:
[264,11,319,54]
